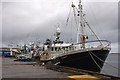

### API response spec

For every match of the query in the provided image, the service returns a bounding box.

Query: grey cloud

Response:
[2,1,118,52]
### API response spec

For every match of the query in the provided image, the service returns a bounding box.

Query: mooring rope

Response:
[89,51,120,70]
[88,51,107,73]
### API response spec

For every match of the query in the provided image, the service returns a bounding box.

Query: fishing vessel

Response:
[40,0,111,72]
[0,47,20,57]
[0,48,11,57]
[14,41,42,62]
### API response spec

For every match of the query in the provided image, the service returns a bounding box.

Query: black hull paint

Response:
[50,50,109,72]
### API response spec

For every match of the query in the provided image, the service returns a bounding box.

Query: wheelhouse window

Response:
[62,47,65,50]
[55,47,57,51]
[69,46,71,50]
[59,47,61,51]
[51,47,54,51]
[65,47,68,51]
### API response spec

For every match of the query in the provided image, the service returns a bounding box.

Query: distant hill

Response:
[111,53,120,54]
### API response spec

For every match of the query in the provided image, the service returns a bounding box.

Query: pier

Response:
[1,57,120,80]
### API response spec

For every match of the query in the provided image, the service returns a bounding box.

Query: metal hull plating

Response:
[50,50,109,72]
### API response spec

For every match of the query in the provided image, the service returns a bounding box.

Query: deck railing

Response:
[74,40,111,50]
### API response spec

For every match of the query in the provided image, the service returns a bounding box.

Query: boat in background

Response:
[0,47,20,57]
[14,42,43,62]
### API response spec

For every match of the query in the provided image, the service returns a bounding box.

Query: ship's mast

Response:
[78,0,86,48]
[71,0,103,47]
[71,2,80,44]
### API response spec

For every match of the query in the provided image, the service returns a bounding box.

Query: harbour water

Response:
[101,53,119,76]
[1,53,119,78]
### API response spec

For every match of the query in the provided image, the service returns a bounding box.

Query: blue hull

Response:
[0,51,11,57]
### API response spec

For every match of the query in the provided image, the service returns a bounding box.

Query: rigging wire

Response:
[66,7,72,26]
[66,6,73,42]
[72,6,79,31]
[70,18,73,43]
[66,1,106,44]
[74,6,90,41]
[88,51,107,74]
[66,2,82,43]
[70,0,74,43]
[65,6,73,42]
[82,17,103,46]
[84,0,106,39]
[72,2,101,44]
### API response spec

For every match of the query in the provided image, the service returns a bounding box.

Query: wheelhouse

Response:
[48,43,73,52]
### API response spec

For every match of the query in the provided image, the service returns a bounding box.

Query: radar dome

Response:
[56,27,61,34]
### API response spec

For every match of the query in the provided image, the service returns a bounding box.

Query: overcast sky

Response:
[1,0,119,53]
